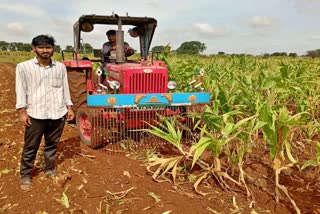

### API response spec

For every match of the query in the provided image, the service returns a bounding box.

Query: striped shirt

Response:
[16,57,73,120]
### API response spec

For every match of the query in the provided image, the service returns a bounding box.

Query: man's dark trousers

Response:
[20,117,65,178]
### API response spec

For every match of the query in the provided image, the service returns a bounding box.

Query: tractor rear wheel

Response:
[67,71,87,116]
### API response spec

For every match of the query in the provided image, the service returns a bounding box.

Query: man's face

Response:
[107,34,116,43]
[32,44,54,60]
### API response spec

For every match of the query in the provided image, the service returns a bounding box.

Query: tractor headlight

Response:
[96,68,103,76]
[167,81,177,90]
[107,80,120,89]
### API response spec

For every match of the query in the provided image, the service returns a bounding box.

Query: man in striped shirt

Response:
[15,35,75,191]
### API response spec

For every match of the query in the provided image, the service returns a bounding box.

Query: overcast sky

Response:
[0,0,319,55]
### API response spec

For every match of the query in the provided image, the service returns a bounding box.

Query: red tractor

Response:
[62,14,210,149]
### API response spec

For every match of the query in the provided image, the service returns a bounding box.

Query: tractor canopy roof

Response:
[73,14,157,57]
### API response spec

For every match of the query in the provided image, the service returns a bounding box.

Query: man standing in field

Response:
[15,35,75,191]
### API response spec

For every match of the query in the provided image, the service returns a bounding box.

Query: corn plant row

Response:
[146,54,320,214]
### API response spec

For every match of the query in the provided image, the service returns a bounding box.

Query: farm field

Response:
[0,53,320,213]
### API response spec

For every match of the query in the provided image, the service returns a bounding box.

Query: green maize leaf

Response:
[143,119,183,151]
[253,121,268,131]
[145,126,170,140]
[217,85,229,111]
[259,103,273,124]
[229,150,239,165]
[262,80,276,90]
[222,122,234,136]
[198,124,208,138]
[269,139,278,160]
[209,139,225,157]
[193,118,202,131]
[301,160,318,170]
[280,65,289,79]
[317,142,320,162]
[240,87,251,98]
[168,128,180,143]
[212,100,220,114]
[245,75,252,85]
[165,120,177,139]
[261,126,277,159]
[191,137,212,168]
[237,144,247,163]
[289,86,303,93]
[287,112,309,123]
[278,108,289,121]
[278,126,290,142]
[206,117,222,129]
[233,115,255,131]
[222,110,240,123]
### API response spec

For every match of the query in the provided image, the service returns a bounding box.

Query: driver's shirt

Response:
[102,41,131,57]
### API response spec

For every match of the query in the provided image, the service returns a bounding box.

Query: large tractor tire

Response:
[76,107,105,149]
[67,71,87,116]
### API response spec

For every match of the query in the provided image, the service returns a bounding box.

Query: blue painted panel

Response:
[87,92,210,107]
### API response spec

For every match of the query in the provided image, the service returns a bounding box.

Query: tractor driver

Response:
[102,29,134,61]
[100,30,134,83]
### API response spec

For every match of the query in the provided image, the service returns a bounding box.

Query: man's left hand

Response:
[125,48,134,57]
[66,107,75,121]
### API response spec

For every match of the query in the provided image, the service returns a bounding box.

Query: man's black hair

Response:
[32,35,55,46]
[106,30,116,36]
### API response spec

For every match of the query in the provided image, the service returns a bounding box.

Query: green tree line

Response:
[0,41,94,54]
[1,40,319,57]
[0,41,63,52]
[152,41,320,57]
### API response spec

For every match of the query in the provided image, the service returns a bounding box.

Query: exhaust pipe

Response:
[114,14,125,63]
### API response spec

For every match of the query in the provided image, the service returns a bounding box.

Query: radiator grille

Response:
[129,73,166,93]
